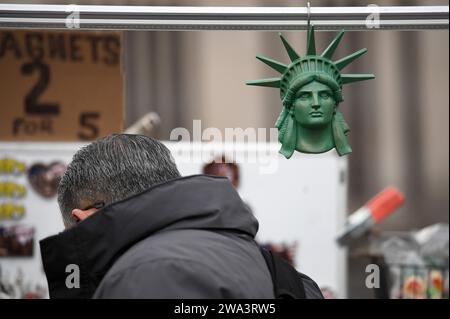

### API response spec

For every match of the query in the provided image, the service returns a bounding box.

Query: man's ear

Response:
[72,208,96,222]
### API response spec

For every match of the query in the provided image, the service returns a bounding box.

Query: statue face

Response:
[292,81,336,128]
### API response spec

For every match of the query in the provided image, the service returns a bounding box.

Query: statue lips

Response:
[28,162,67,198]
[309,111,323,117]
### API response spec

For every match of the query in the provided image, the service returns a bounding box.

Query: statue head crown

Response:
[247,25,375,158]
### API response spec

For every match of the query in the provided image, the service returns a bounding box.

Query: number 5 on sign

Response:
[0,30,124,141]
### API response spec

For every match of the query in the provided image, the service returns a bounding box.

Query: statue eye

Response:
[298,93,310,100]
[320,92,331,99]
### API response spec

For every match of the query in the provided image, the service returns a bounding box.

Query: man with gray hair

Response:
[39,134,274,298]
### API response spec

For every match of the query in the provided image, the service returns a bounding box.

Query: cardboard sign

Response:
[0,30,123,141]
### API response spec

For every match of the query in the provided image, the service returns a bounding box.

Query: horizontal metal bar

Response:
[0,4,448,31]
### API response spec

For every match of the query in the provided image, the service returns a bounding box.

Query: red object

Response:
[365,187,405,223]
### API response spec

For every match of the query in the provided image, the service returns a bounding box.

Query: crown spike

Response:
[246,77,281,88]
[335,48,368,70]
[321,30,344,60]
[306,24,316,56]
[256,55,287,74]
[341,74,375,84]
[279,33,300,62]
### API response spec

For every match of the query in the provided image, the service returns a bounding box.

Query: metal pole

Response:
[0,4,448,31]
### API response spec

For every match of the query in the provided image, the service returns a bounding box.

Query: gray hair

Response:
[58,134,181,228]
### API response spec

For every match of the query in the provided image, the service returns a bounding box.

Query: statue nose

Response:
[312,93,320,109]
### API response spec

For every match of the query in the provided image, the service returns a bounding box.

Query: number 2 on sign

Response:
[18,60,101,140]
[21,60,60,115]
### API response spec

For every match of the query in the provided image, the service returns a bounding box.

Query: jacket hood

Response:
[40,175,258,298]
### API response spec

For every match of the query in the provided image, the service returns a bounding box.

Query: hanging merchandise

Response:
[27,162,66,198]
[0,224,35,257]
[0,158,26,175]
[247,24,374,158]
[0,159,27,221]
[0,203,25,220]
[0,182,26,199]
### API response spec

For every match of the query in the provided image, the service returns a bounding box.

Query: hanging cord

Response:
[307,1,311,31]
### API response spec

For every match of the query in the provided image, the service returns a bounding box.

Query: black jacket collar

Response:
[40,175,258,298]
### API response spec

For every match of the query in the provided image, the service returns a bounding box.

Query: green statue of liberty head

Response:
[246,25,375,159]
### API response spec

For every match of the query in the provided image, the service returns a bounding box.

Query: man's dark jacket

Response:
[40,175,275,298]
